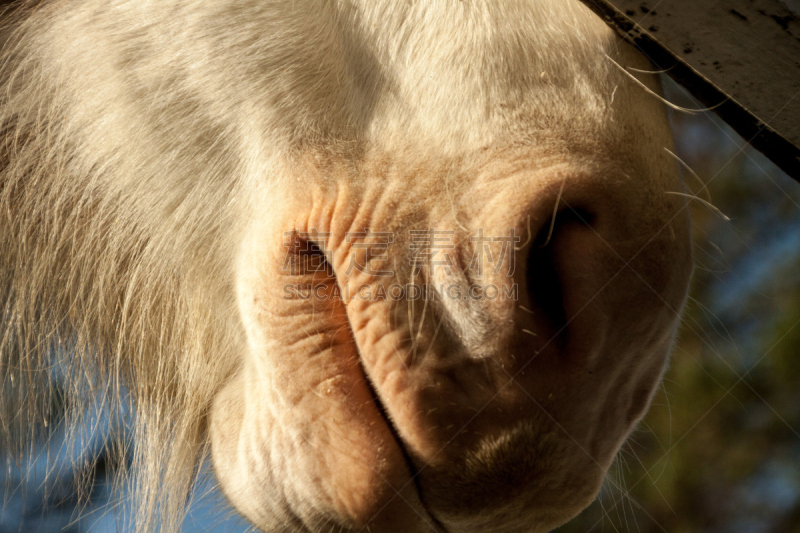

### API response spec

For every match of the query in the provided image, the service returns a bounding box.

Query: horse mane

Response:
[1,2,243,529]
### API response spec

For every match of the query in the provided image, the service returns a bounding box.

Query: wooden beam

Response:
[580,0,800,183]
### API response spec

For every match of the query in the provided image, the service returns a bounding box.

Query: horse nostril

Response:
[284,232,334,279]
[524,206,595,337]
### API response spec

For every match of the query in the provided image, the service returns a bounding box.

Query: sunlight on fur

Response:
[0,1,693,532]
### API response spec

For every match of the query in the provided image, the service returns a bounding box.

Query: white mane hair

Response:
[0,1,687,531]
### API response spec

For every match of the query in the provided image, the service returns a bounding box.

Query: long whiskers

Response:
[664,147,711,202]
[541,176,567,248]
[605,55,726,114]
[665,191,730,221]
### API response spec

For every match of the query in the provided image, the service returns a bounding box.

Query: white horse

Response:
[0,1,692,531]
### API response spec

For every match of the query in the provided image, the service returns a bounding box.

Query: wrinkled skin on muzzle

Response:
[207,2,694,532]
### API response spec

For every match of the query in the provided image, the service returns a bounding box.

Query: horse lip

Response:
[338,278,449,532]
